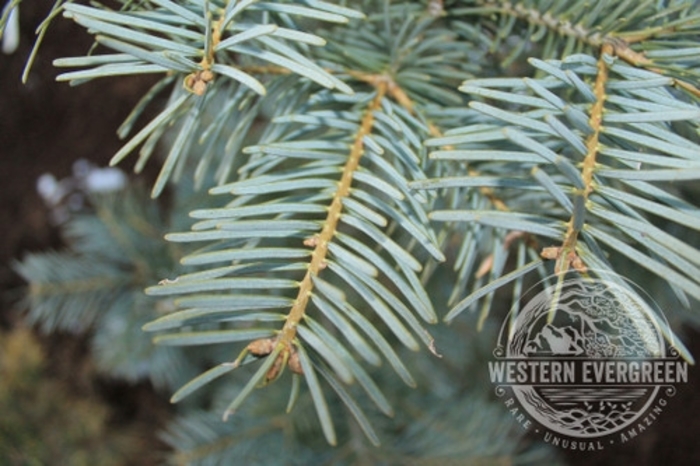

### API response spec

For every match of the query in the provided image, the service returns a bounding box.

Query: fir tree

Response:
[5,0,700,463]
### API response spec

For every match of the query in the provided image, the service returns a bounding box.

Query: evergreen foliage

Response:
[8,0,700,463]
[15,185,205,389]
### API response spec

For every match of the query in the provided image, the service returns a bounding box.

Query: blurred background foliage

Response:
[0,327,141,465]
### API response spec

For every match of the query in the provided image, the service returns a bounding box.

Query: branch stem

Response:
[278,81,388,348]
[478,1,653,68]
[555,43,612,273]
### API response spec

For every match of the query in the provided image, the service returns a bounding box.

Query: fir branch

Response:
[462,0,608,48]
[452,0,700,96]
[147,78,444,444]
[45,0,361,196]
[413,49,700,333]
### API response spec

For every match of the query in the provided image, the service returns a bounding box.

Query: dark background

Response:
[1,1,699,464]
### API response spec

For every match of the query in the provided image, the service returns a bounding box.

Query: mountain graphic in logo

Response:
[524,324,584,356]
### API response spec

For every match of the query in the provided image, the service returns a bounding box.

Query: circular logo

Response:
[489,272,689,449]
